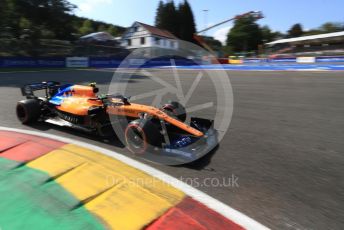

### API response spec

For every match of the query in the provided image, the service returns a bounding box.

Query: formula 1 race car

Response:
[16,82,217,164]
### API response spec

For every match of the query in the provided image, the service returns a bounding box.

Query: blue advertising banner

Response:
[143,58,196,67]
[244,58,267,63]
[0,57,65,68]
[89,57,123,68]
[2,56,342,69]
[268,58,297,63]
[316,56,344,62]
[89,57,197,68]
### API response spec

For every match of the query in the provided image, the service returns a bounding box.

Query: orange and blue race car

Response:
[16,82,217,164]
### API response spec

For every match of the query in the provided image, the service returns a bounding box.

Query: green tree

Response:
[107,25,118,36]
[201,36,222,52]
[79,20,94,35]
[304,29,322,36]
[19,17,32,31]
[97,25,106,32]
[155,0,196,41]
[0,0,126,56]
[221,45,234,56]
[303,22,343,36]
[261,25,276,43]
[319,22,343,33]
[178,0,196,42]
[25,0,75,39]
[287,23,303,38]
[155,1,165,29]
[165,1,179,36]
[260,26,284,44]
[1,0,21,37]
[1,0,76,39]
[226,15,263,53]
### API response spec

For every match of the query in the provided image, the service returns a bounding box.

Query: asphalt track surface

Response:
[0,68,343,229]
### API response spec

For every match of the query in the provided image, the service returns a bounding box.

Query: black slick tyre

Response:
[16,99,41,124]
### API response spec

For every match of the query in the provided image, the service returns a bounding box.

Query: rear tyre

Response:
[125,119,162,154]
[16,99,41,124]
[162,101,187,122]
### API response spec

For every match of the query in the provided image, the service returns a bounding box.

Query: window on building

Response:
[140,37,145,45]
[134,26,138,32]
[155,37,161,45]
[127,39,131,46]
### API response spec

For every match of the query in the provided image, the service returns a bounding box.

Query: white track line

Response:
[0,126,269,230]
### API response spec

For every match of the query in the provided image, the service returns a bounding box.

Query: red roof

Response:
[137,22,178,39]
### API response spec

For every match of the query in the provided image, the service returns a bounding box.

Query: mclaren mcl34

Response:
[16,82,218,164]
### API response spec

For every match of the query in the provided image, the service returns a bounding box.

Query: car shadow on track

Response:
[26,122,125,148]
[174,145,219,170]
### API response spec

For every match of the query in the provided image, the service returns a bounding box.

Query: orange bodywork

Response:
[107,102,203,137]
[56,85,204,137]
[56,85,102,116]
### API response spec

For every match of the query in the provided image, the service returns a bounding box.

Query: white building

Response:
[121,21,179,50]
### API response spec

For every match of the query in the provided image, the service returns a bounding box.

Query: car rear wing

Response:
[21,81,60,98]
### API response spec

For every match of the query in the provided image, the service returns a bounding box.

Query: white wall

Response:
[152,37,179,49]
[121,22,178,50]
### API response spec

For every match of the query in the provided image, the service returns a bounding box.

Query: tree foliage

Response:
[178,0,196,42]
[261,25,282,42]
[201,36,222,52]
[107,25,118,36]
[287,23,303,38]
[154,0,196,42]
[0,0,76,39]
[155,1,178,36]
[226,15,263,53]
[320,22,343,33]
[0,0,124,40]
[79,20,94,35]
[155,1,165,29]
[304,22,344,35]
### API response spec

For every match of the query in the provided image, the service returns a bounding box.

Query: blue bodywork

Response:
[165,135,197,149]
[49,84,74,106]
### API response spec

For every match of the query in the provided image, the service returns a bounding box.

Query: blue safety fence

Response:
[88,57,197,68]
[244,57,344,63]
[316,56,344,62]
[159,63,344,71]
[0,57,198,68]
[88,57,122,68]
[1,56,344,69]
[244,58,297,63]
[0,57,65,68]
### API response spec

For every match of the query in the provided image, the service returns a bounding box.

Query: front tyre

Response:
[16,99,41,124]
[125,119,162,154]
